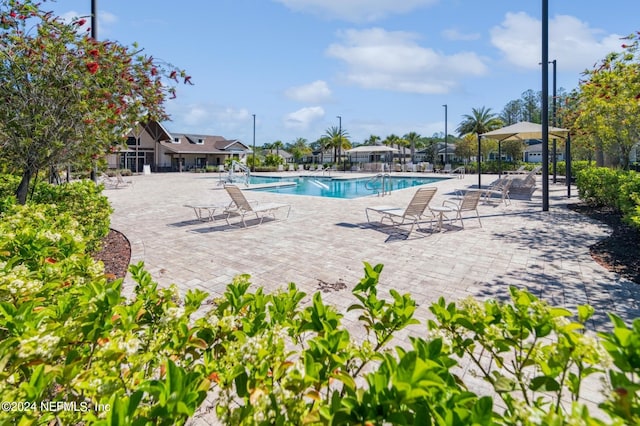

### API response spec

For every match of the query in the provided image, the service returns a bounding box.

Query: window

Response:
[172,137,180,144]
[126,136,137,146]
[197,138,204,145]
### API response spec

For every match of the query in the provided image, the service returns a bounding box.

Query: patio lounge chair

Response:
[223,184,291,227]
[482,177,512,206]
[509,165,541,196]
[440,164,452,174]
[115,173,133,188]
[184,202,232,222]
[100,173,131,189]
[365,187,437,235]
[441,189,482,229]
[99,173,118,189]
[505,165,527,175]
[449,166,465,178]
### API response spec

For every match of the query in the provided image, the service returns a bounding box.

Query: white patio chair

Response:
[482,178,512,206]
[223,185,291,227]
[505,165,527,175]
[365,187,437,235]
[441,189,483,229]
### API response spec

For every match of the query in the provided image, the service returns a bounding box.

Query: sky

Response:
[50,0,638,146]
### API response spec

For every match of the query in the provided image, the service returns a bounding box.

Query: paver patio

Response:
[104,171,640,424]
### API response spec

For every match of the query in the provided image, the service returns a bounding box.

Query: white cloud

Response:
[326,28,488,94]
[274,0,436,22]
[285,80,332,103]
[490,12,624,71]
[284,106,325,129]
[59,10,118,35]
[442,28,481,41]
[166,103,250,134]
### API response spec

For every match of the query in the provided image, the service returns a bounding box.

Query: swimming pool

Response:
[245,175,448,199]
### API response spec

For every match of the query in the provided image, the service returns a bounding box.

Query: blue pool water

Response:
[245,176,448,199]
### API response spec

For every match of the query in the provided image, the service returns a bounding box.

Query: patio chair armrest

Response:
[442,199,458,209]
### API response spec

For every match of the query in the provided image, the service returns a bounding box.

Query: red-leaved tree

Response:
[0,0,192,203]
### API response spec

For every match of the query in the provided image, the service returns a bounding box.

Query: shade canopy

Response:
[346,145,398,153]
[480,121,569,141]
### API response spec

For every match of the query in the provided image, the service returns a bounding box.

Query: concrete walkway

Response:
[104,171,639,423]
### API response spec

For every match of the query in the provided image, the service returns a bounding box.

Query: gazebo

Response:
[480,121,571,209]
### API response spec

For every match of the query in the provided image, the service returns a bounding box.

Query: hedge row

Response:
[576,167,640,229]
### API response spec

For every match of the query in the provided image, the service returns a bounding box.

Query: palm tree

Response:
[324,126,350,164]
[363,134,381,146]
[456,106,503,137]
[272,140,284,158]
[315,135,331,165]
[288,137,310,164]
[457,106,503,169]
[403,131,421,163]
[383,134,400,166]
[397,137,410,165]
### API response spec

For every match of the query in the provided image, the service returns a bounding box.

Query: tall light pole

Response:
[550,59,557,184]
[337,115,342,169]
[91,0,97,38]
[252,114,256,172]
[442,104,448,166]
[541,0,550,211]
[90,0,99,182]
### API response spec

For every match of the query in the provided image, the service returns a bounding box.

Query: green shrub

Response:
[576,167,640,230]
[619,171,640,229]
[30,179,112,251]
[0,173,21,202]
[3,201,640,424]
[553,160,592,177]
[105,168,132,177]
[0,204,212,425]
[0,176,112,248]
[576,167,623,209]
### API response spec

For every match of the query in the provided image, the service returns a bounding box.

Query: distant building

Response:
[107,121,251,172]
[523,142,564,163]
[263,149,293,163]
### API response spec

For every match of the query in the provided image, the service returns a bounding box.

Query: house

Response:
[263,149,294,163]
[415,142,456,164]
[523,142,564,163]
[107,121,251,172]
[311,149,334,165]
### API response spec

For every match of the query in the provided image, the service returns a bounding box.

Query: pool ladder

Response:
[365,173,392,196]
[227,160,251,186]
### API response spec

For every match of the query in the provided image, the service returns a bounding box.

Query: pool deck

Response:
[104,171,640,423]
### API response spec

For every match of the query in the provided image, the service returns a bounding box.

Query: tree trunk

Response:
[595,148,605,167]
[16,168,33,205]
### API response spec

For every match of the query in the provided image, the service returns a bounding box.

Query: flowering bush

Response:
[29,179,113,251]
[0,204,212,425]
[0,175,112,251]
[0,0,192,204]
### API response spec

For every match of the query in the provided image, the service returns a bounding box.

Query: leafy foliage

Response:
[576,167,640,230]
[2,194,640,424]
[569,33,640,168]
[456,106,503,137]
[0,174,112,251]
[0,0,190,203]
